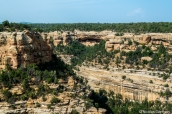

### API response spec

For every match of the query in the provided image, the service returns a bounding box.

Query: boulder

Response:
[98,108,106,114]
[106,48,113,52]
[87,107,97,112]
[109,38,123,44]
[120,44,127,50]
[141,57,152,62]
[139,35,151,44]
[151,46,157,51]
[0,35,6,45]
[114,44,120,50]
[106,43,114,48]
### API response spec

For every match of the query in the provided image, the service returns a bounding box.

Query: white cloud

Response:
[127,8,143,16]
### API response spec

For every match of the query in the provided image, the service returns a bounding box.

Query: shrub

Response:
[50,97,60,104]
[133,40,139,45]
[128,39,132,46]
[127,78,133,83]
[42,95,47,101]
[20,95,28,101]
[11,105,16,109]
[164,84,169,87]
[35,102,41,107]
[2,89,12,101]
[164,89,172,99]
[149,80,153,84]
[85,102,92,110]
[142,60,148,65]
[71,109,79,114]
[28,91,37,99]
[8,96,16,104]
[122,75,126,80]
[46,77,53,84]
[95,102,99,109]
[115,32,124,36]
[47,104,52,109]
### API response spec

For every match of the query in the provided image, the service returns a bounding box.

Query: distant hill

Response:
[20,22,32,24]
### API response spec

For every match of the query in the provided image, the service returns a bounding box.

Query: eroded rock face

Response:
[38,31,172,52]
[52,31,104,46]
[0,31,53,69]
[139,35,151,44]
[105,33,172,52]
[1,31,172,69]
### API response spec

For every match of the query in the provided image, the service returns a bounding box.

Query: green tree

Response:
[50,97,60,104]
[149,80,153,84]
[158,43,166,54]
[22,78,29,90]
[2,20,10,27]
[95,103,99,110]
[122,75,126,80]
[0,24,3,31]
[2,89,12,101]
[128,39,132,46]
[71,109,79,114]
[164,89,172,99]
[115,56,120,68]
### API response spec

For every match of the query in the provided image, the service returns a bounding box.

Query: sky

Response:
[0,0,172,23]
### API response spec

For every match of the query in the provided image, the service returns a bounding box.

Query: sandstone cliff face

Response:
[0,31,53,69]
[0,30,80,69]
[77,66,172,102]
[52,30,172,52]
[46,30,105,46]
[1,31,172,69]
[105,33,172,52]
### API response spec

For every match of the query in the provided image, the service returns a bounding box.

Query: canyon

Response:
[76,65,172,102]
[1,30,172,113]
[51,30,172,102]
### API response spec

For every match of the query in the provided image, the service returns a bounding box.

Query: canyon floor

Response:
[76,64,172,102]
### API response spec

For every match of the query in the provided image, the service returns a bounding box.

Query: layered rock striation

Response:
[0,31,53,69]
[47,31,172,52]
[105,33,172,52]
[1,30,172,69]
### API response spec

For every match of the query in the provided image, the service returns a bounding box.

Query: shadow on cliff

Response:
[38,54,75,79]
[40,55,113,113]
[89,90,113,114]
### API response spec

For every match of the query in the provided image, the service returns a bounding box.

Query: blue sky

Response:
[0,0,171,23]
